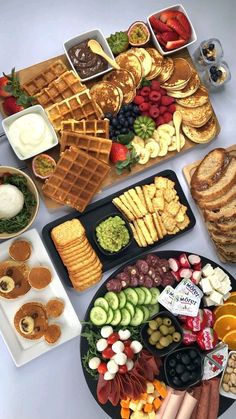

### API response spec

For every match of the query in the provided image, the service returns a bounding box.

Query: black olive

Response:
[181,354,191,365]
[189,350,197,359]
[176,353,182,360]
[169,369,175,377]
[186,364,196,371]
[190,371,198,381]
[175,364,185,375]
[180,371,191,383]
[169,358,176,368]
[194,357,202,367]
[172,376,182,387]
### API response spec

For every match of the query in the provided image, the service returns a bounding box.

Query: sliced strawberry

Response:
[166,18,189,40]
[161,31,179,43]
[165,39,187,50]
[159,10,181,23]
[3,96,24,115]
[155,33,166,48]
[149,15,172,33]
[176,12,191,39]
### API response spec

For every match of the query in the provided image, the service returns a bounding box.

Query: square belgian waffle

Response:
[61,119,109,139]
[60,131,112,162]
[46,90,104,130]
[36,71,86,107]
[23,60,67,96]
[42,146,110,212]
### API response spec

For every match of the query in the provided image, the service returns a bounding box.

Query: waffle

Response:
[42,146,110,212]
[23,60,67,96]
[60,131,112,162]
[36,71,86,107]
[61,119,109,138]
[46,90,104,130]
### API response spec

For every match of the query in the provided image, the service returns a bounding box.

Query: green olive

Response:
[173,332,181,342]
[168,326,176,334]
[163,317,172,326]
[166,334,173,344]
[149,320,158,331]
[156,342,164,349]
[155,317,163,327]
[147,327,153,335]
[151,331,161,343]
[159,325,169,336]
[149,336,156,345]
[159,336,170,347]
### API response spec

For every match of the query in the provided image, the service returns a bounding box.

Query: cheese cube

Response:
[218,280,232,295]
[202,263,214,277]
[200,277,213,294]
[223,292,231,301]
[146,383,154,394]
[209,290,223,305]
[148,412,156,419]
[137,400,145,411]
[208,274,221,290]
[129,401,138,411]
[203,296,214,307]
[147,395,155,404]
[214,267,227,281]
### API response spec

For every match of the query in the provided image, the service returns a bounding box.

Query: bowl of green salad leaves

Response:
[0,166,39,239]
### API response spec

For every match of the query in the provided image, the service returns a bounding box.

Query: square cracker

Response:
[51,219,85,246]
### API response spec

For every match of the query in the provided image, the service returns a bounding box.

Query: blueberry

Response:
[111,118,118,127]
[210,66,217,74]
[121,127,127,134]
[202,48,208,57]
[118,115,125,123]
[125,112,131,117]
[133,105,140,115]
[123,104,130,112]
[123,120,129,127]
[216,69,222,78]
[176,364,184,375]
[208,43,215,50]
[128,116,134,125]
[105,112,113,119]
[208,56,214,61]
[211,73,218,82]
[119,109,125,116]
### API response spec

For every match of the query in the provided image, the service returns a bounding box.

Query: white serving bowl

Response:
[147,3,197,56]
[220,351,236,400]
[64,28,114,82]
[2,105,58,161]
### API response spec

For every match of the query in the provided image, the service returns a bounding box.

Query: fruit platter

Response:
[81,250,236,419]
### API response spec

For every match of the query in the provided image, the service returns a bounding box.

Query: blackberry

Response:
[216,69,222,78]
[208,43,215,50]
[210,66,217,74]
[202,48,208,56]
[211,73,218,82]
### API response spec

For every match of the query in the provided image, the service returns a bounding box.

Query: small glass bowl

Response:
[202,60,231,90]
[193,38,223,70]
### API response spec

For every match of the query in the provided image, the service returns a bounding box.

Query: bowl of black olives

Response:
[141,311,183,357]
[164,347,204,389]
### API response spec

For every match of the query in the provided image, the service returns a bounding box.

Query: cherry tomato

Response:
[102,347,115,359]
[123,339,132,347]
[124,346,134,360]
[119,365,128,374]
[97,363,107,374]
[107,332,120,345]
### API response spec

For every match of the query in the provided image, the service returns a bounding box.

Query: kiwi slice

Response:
[107,31,129,55]
[134,116,156,140]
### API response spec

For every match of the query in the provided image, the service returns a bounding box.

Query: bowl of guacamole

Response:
[94,214,133,255]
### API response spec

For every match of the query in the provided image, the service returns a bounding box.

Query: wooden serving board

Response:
[183,144,236,263]
[0,48,221,210]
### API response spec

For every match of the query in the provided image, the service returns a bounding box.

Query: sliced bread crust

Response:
[199,183,236,210]
[204,198,236,222]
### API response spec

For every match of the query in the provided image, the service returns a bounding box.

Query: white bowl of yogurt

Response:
[2,105,58,160]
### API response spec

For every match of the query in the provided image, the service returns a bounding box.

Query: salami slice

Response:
[190,385,202,419]
[195,381,211,419]
[97,374,111,405]
[207,378,220,419]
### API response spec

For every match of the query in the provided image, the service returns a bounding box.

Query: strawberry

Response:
[161,95,174,106]
[176,12,191,39]
[0,76,11,97]
[110,143,139,174]
[161,31,179,43]
[165,39,187,50]
[3,96,24,115]
[166,18,189,40]
[155,33,166,48]
[159,10,181,23]
[149,15,172,33]
[163,112,173,123]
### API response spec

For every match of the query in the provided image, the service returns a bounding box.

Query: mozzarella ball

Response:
[96,338,108,352]
[104,371,115,381]
[126,359,134,371]
[101,326,113,338]
[113,353,127,366]
[118,329,131,341]
[107,359,119,374]
[88,357,101,370]
[112,340,125,354]
[130,340,143,354]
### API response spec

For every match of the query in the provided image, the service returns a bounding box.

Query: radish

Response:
[193,262,202,271]
[172,270,181,282]
[179,253,191,268]
[188,254,201,266]
[179,268,193,278]
[191,270,202,284]
[168,257,180,272]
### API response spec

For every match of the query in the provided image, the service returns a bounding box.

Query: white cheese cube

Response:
[218,280,232,295]
[203,296,214,307]
[208,274,221,290]
[148,412,156,419]
[146,383,154,394]
[202,263,214,277]
[223,292,231,301]
[214,267,227,281]
[200,277,213,294]
[209,290,224,305]
[147,395,155,404]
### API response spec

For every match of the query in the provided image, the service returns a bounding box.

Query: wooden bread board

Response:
[0,48,221,210]
[183,144,236,263]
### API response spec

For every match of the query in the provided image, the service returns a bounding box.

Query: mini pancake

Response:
[0,261,31,299]
[116,52,143,87]
[128,47,152,77]
[167,72,201,98]
[182,116,217,143]
[145,48,163,80]
[175,101,213,127]
[157,58,174,83]
[45,299,65,318]
[44,324,61,344]
[9,240,32,262]
[90,81,123,114]
[161,58,192,90]
[28,266,52,289]
[14,302,48,340]
[176,85,209,108]
[103,69,136,104]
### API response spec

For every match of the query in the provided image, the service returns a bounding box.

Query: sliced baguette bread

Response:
[198,183,236,210]
[204,198,236,222]
[210,231,236,244]
[191,148,230,192]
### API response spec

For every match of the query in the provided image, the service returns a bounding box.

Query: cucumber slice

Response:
[105,292,119,310]
[130,307,144,326]
[140,287,152,305]
[125,302,135,318]
[90,307,107,326]
[94,297,109,312]
[140,306,150,322]
[110,309,122,326]
[148,303,160,318]
[135,288,146,305]
[150,288,161,305]
[124,288,139,306]
[120,308,131,326]
[118,291,127,309]
[106,308,114,324]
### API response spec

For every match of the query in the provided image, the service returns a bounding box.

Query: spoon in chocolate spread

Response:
[88,39,120,70]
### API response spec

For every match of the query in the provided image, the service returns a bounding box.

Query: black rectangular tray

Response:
[42,169,196,287]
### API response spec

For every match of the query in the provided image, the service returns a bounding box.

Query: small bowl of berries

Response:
[193,38,224,70]
[202,61,231,90]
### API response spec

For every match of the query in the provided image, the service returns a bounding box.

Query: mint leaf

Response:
[117,131,135,145]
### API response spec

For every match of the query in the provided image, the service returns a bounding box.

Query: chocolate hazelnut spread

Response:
[68,39,108,78]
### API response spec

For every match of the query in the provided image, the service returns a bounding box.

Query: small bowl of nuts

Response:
[220,351,236,399]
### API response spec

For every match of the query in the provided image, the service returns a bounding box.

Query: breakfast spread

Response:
[68,39,108,79]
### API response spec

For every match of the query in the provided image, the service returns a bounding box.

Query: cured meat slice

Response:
[207,378,220,419]
[195,380,211,419]
[97,374,111,405]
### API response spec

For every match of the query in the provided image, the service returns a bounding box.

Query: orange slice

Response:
[226,292,236,304]
[213,314,236,340]
[214,302,236,319]
[222,330,236,350]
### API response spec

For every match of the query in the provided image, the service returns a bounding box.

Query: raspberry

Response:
[168,104,176,114]
[133,95,145,105]
[140,86,151,97]
[149,106,160,119]
[161,95,174,106]
[141,111,150,117]
[156,116,165,126]
[151,80,161,91]
[159,105,168,115]
[139,102,150,112]
[163,112,173,123]
[159,87,167,96]
[149,91,161,103]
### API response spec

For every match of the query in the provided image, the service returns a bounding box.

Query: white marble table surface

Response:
[0,0,235,418]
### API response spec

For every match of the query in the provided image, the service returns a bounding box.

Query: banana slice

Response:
[169,134,186,151]
[0,276,15,293]
[145,140,160,158]
[153,130,160,142]
[138,148,150,164]
[158,131,172,146]
[157,123,175,137]
[132,142,143,156]
[158,138,168,157]
[132,135,145,147]
[19,316,35,335]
